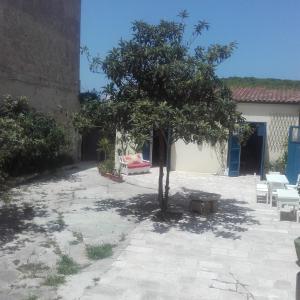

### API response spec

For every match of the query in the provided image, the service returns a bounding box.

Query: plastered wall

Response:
[170,102,300,173]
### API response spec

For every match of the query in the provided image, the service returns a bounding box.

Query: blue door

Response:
[256,122,267,178]
[228,135,241,176]
[286,126,300,184]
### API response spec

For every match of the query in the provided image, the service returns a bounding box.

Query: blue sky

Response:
[80,0,300,91]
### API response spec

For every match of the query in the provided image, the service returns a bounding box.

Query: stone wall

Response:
[0,0,81,159]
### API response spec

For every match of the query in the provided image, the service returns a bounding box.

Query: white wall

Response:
[171,103,300,173]
[170,140,227,174]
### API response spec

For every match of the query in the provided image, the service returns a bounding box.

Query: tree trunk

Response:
[164,128,172,208]
[157,129,165,210]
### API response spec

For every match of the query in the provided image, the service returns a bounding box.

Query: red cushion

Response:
[127,162,151,169]
[123,153,143,163]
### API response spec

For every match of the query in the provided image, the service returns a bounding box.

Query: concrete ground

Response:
[0,163,299,299]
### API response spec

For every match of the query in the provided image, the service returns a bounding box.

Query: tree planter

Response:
[295,237,300,262]
[97,162,124,183]
[190,198,217,215]
[100,172,124,183]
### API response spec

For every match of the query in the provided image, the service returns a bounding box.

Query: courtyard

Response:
[0,164,299,299]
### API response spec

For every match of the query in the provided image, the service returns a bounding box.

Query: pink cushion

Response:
[123,153,143,163]
[127,162,151,169]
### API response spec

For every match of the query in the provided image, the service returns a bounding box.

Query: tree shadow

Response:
[13,162,97,188]
[92,188,260,240]
[27,167,82,185]
[0,203,47,246]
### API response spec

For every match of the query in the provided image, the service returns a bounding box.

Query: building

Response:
[168,87,300,176]
[0,0,81,159]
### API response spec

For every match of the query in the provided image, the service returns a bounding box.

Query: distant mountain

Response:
[222,77,300,90]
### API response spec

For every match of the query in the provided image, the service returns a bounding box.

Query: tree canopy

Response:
[75,13,249,211]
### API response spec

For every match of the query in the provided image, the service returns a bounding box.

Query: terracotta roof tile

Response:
[231,87,300,104]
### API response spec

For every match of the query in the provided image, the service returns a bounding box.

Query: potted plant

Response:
[97,159,123,183]
[96,137,124,183]
[110,168,124,183]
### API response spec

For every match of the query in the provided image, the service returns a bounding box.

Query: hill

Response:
[222,77,300,90]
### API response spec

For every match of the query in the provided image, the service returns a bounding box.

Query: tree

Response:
[75,13,249,211]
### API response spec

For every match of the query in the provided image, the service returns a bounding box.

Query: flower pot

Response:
[110,174,124,183]
[99,172,123,183]
[295,237,300,262]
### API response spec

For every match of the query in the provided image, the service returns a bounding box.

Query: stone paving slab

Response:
[0,164,299,299]
[78,169,300,300]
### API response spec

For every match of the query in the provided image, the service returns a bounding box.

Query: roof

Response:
[231,87,300,104]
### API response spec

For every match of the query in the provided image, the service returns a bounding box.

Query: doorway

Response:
[240,123,264,175]
[81,129,102,161]
[228,122,266,177]
[142,130,167,166]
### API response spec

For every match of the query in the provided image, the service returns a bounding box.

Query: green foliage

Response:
[0,192,12,204]
[266,150,288,174]
[76,16,246,146]
[86,244,113,260]
[57,255,80,275]
[24,295,38,300]
[97,137,114,160]
[223,77,300,90]
[57,212,65,226]
[43,274,66,286]
[75,13,249,210]
[0,95,69,186]
[97,159,115,174]
[96,136,115,174]
[265,139,288,174]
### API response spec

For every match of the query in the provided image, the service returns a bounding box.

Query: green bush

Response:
[97,159,115,174]
[265,150,288,175]
[57,255,80,275]
[0,95,70,185]
[97,137,114,161]
[43,274,66,286]
[86,244,113,260]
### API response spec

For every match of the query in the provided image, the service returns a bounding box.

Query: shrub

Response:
[265,150,288,174]
[97,159,115,174]
[43,274,66,286]
[86,244,113,260]
[0,95,70,186]
[57,255,80,275]
[97,137,114,161]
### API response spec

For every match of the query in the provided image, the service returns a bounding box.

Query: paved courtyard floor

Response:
[0,163,299,299]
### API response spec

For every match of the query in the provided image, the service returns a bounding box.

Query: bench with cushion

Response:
[119,153,151,175]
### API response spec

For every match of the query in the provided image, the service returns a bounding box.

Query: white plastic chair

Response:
[277,189,300,213]
[268,182,286,207]
[256,183,268,203]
